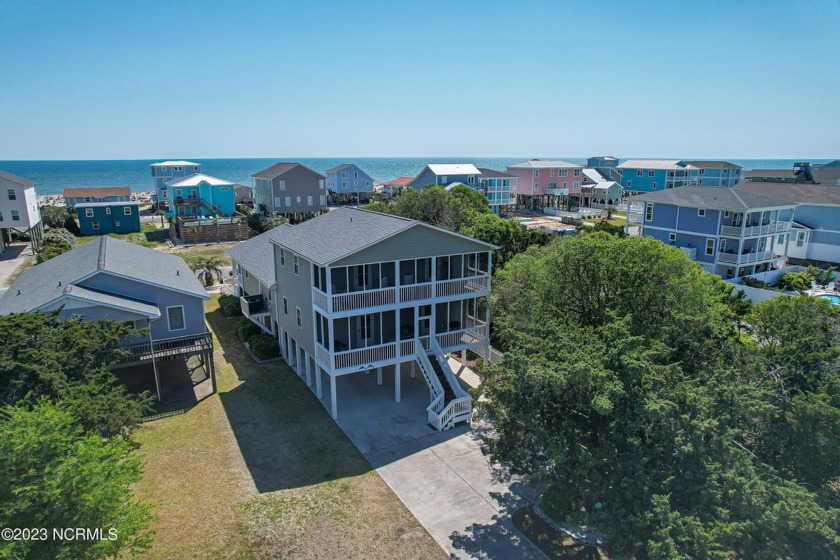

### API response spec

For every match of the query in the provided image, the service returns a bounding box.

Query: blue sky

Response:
[1,0,838,159]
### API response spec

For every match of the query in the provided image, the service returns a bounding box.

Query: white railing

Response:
[416,341,445,404]
[334,342,397,370]
[400,282,432,302]
[399,339,415,357]
[627,213,643,224]
[717,252,739,264]
[331,286,396,312]
[681,247,697,260]
[436,326,487,351]
[545,188,569,196]
[717,250,776,265]
[312,288,329,311]
[720,222,791,237]
[436,275,489,297]
[430,338,470,400]
[427,394,445,428]
[434,397,473,431]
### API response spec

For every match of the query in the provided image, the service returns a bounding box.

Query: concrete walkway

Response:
[0,242,34,295]
[314,359,546,559]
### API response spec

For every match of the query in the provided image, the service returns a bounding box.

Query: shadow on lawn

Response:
[208,308,372,493]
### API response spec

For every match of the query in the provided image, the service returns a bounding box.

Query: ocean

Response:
[0,158,832,196]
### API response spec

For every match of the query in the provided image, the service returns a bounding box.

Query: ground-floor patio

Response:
[115,355,214,404]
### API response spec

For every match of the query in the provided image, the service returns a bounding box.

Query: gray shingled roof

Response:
[743,169,798,180]
[477,168,515,179]
[325,163,353,173]
[734,181,840,206]
[684,160,742,169]
[267,207,496,266]
[0,170,36,187]
[59,285,161,317]
[627,185,794,210]
[251,162,325,180]
[0,236,208,315]
[226,229,278,287]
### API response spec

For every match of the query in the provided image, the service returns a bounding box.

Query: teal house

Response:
[77,201,142,235]
[165,173,236,219]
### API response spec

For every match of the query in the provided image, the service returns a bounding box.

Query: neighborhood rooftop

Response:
[0,169,36,187]
[265,206,495,266]
[628,185,792,209]
[251,162,324,180]
[508,159,580,169]
[325,163,354,173]
[226,229,278,288]
[151,160,200,167]
[476,167,515,178]
[63,186,132,197]
[383,176,414,186]
[683,160,741,168]
[734,180,840,206]
[166,173,232,187]
[0,236,208,314]
[74,200,142,208]
[426,164,481,175]
[617,159,695,169]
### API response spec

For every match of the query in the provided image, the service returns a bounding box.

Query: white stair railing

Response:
[428,338,473,430]
[415,339,445,406]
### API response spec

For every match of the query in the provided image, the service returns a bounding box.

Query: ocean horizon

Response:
[0,157,833,196]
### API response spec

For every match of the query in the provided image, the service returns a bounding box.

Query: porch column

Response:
[315,365,323,398]
[305,352,312,386]
[395,364,401,402]
[330,374,337,419]
[279,328,287,360]
[377,366,383,386]
[410,361,416,379]
[461,349,467,365]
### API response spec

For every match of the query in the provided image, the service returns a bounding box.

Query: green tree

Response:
[778,270,815,292]
[156,208,166,227]
[42,227,76,247]
[40,205,69,228]
[63,214,81,236]
[188,255,224,287]
[247,212,287,234]
[0,313,152,437]
[0,401,153,559]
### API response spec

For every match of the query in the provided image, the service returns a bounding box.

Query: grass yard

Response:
[133,297,443,559]
[168,242,236,267]
[76,223,170,249]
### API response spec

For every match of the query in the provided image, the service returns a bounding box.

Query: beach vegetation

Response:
[39,205,69,228]
[247,212,286,234]
[187,255,224,286]
[218,294,242,317]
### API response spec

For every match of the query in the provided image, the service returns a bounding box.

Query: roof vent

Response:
[16,290,20,296]
[177,270,180,276]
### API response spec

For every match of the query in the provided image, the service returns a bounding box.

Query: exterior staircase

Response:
[414,338,472,431]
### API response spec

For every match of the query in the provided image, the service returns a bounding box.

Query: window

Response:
[533,183,539,193]
[296,196,301,203]
[278,180,286,191]
[441,176,448,183]
[723,211,730,218]
[550,169,555,177]
[699,169,705,175]
[574,169,581,177]
[115,220,121,226]
[341,172,349,178]
[627,180,632,188]
[342,181,349,188]
[124,206,132,215]
[7,189,16,200]
[283,297,288,315]
[285,196,291,207]
[274,197,282,208]
[296,307,302,328]
[106,207,112,214]
[637,170,643,177]
[91,221,99,230]
[559,169,568,177]
[320,195,325,205]
[668,233,676,242]
[705,238,715,255]
[167,306,186,331]
[307,195,313,206]
[468,175,475,184]
[175,189,182,196]
[354,172,358,179]
[0,211,3,221]
[777,234,785,244]
[85,208,94,217]
[534,169,539,178]
[645,203,654,221]
[174,166,182,171]
[652,182,657,189]
[698,208,706,217]
[220,186,230,191]
[194,166,199,171]
[319,179,324,190]
[11,210,20,221]
[573,181,580,189]
[796,231,806,247]
[293,255,299,275]
[648,170,655,177]
[280,248,286,266]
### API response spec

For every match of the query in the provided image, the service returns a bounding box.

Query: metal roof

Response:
[75,201,142,208]
[582,169,608,183]
[64,186,132,198]
[266,207,496,266]
[627,185,795,210]
[151,160,200,167]
[508,160,580,169]
[734,181,840,206]
[0,170,36,187]
[427,164,481,176]
[0,236,208,315]
[617,159,694,170]
[226,229,278,288]
[165,173,232,187]
[683,160,742,169]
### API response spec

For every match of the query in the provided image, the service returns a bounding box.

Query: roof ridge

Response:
[97,236,107,270]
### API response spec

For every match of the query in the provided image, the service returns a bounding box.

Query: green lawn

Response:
[168,242,236,267]
[133,297,443,559]
[75,223,169,249]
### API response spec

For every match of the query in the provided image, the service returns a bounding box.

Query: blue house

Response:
[408,164,481,191]
[684,161,742,187]
[0,236,214,400]
[165,173,236,218]
[617,160,699,194]
[626,186,796,279]
[477,168,516,214]
[325,164,375,203]
[150,160,202,211]
[76,201,142,235]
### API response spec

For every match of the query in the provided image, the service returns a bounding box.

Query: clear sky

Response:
[1,0,838,160]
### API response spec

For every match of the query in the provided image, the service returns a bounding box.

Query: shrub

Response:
[806,266,837,286]
[249,334,279,359]
[42,227,76,247]
[236,318,261,342]
[247,213,286,234]
[218,294,242,317]
[40,205,69,228]
[778,271,814,292]
[35,243,71,263]
[742,277,769,289]
[236,203,252,216]
[63,215,81,235]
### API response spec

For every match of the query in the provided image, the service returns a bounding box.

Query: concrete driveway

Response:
[315,360,545,559]
[0,242,34,289]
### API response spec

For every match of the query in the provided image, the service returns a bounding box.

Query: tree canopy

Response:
[478,233,840,557]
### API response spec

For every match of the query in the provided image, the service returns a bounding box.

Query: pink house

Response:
[506,160,584,210]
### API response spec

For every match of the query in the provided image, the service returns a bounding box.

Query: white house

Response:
[0,170,43,253]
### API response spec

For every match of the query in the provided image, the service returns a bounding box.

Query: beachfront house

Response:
[150,160,202,211]
[742,161,840,187]
[64,186,132,208]
[76,201,142,235]
[381,176,414,198]
[251,162,326,215]
[165,173,236,218]
[227,207,495,430]
[477,168,516,214]
[735,181,840,266]
[407,164,481,192]
[506,160,584,211]
[325,164,375,203]
[581,169,622,209]
[0,236,214,400]
[617,160,699,194]
[0,170,43,253]
[684,161,742,187]
[626,186,796,279]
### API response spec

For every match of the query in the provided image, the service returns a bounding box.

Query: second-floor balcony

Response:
[545,187,569,196]
[720,221,790,237]
[717,250,776,265]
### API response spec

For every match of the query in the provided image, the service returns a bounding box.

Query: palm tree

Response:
[189,256,224,287]
[212,218,220,243]
[156,209,166,227]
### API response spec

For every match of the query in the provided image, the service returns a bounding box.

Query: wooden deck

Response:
[112,331,214,368]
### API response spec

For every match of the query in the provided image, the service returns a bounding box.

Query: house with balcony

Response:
[581,169,622,209]
[0,169,42,254]
[325,164,375,203]
[684,161,742,187]
[506,160,584,211]
[76,201,142,235]
[407,164,481,192]
[64,186,132,208]
[227,207,495,431]
[477,168,516,214]
[150,160,202,211]
[380,176,413,198]
[251,162,326,215]
[735,181,840,266]
[0,236,214,400]
[165,173,236,219]
[617,160,699,194]
[625,186,796,279]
